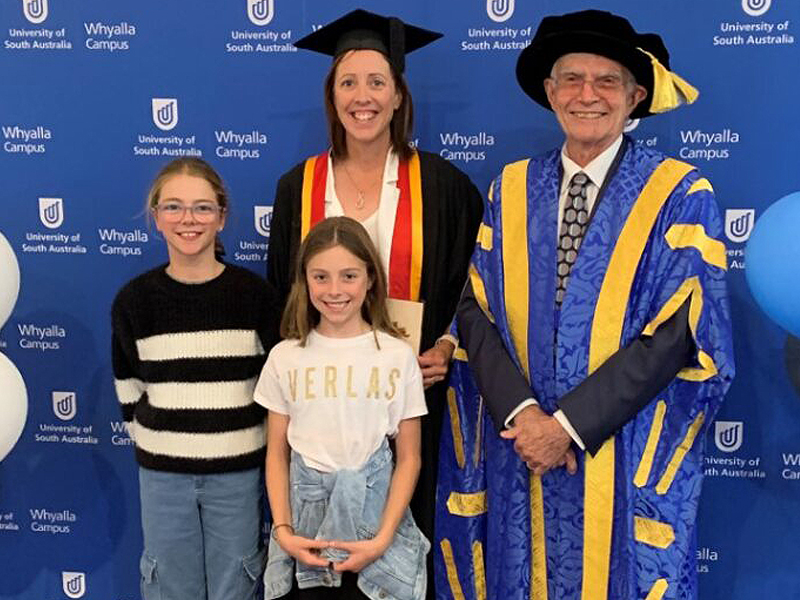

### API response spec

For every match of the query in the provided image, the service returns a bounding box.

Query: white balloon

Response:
[0,232,21,329]
[0,352,27,462]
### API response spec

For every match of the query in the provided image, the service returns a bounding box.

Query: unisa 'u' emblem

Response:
[52,391,77,421]
[22,0,48,24]
[62,572,86,599]
[248,0,274,26]
[487,0,514,23]
[725,208,755,243]
[254,206,273,238]
[38,197,63,229]
[714,420,743,453]
[742,0,771,17]
[152,98,179,131]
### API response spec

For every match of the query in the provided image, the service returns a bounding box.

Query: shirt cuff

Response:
[436,333,459,360]
[504,398,538,429]
[553,409,586,450]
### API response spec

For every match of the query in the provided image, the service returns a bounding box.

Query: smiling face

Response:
[306,243,372,338]
[544,53,647,165]
[153,173,225,264]
[332,49,402,151]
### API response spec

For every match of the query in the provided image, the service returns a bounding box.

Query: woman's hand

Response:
[275,530,331,568]
[328,536,391,573]
[418,339,455,388]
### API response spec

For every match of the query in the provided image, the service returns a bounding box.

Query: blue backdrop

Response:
[1,1,798,599]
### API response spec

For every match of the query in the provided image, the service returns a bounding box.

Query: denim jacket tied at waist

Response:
[264,438,430,600]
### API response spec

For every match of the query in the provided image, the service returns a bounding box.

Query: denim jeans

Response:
[264,440,430,600]
[139,467,265,600]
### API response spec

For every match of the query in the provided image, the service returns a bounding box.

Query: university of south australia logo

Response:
[38,198,63,229]
[22,0,48,24]
[714,420,743,453]
[254,206,272,238]
[152,98,179,131]
[724,208,755,243]
[486,0,514,23]
[52,391,77,421]
[247,0,274,26]
[742,0,771,17]
[62,572,86,599]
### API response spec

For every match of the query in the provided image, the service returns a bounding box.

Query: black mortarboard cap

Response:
[294,9,442,73]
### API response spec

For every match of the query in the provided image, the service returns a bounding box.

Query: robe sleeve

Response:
[418,152,484,352]
[266,166,303,308]
[455,172,536,430]
[560,173,734,453]
[558,298,694,453]
[457,278,535,428]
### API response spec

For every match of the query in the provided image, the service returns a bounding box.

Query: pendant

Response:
[355,191,366,210]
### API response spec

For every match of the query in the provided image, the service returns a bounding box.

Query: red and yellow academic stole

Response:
[300,151,423,301]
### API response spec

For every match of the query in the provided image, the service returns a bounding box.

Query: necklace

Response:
[341,161,381,210]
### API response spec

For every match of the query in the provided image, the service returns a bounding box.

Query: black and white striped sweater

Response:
[111,264,279,473]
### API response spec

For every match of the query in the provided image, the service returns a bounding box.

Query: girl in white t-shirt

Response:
[255,216,429,600]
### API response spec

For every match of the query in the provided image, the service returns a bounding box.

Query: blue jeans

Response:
[138,467,265,600]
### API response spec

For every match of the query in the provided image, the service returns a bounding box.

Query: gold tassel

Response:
[637,48,699,114]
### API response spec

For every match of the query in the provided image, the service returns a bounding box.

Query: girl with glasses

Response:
[111,157,280,600]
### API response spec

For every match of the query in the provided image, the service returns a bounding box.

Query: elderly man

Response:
[436,10,734,600]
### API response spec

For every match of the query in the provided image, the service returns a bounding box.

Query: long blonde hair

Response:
[281,216,404,346]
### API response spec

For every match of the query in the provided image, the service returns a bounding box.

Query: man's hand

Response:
[500,405,577,476]
[418,340,455,389]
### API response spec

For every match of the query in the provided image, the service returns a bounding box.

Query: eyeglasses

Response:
[551,73,627,93]
[154,201,223,223]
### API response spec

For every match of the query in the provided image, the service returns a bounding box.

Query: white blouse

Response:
[323,149,400,283]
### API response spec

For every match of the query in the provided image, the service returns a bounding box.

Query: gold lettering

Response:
[324,366,337,398]
[386,368,400,400]
[346,366,357,398]
[287,369,298,402]
[367,367,380,399]
[304,367,316,400]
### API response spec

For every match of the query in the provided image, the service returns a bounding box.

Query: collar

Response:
[560,135,623,191]
[325,147,399,205]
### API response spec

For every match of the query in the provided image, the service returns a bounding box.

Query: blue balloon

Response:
[745,191,800,337]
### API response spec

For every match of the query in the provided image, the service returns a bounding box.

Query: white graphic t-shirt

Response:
[254,329,427,472]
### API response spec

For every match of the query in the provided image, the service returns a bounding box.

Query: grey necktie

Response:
[556,171,590,306]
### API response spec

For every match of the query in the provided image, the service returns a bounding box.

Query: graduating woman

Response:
[265,9,483,590]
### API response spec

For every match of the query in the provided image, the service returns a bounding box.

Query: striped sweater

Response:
[111,264,279,473]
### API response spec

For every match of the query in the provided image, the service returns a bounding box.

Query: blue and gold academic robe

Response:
[436,139,734,600]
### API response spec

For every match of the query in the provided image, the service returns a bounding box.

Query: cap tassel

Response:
[638,48,699,114]
[389,17,405,73]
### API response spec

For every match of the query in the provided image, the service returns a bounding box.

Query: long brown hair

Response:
[281,216,405,346]
[323,50,414,161]
[146,157,229,257]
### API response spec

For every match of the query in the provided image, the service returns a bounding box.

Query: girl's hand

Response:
[275,530,331,568]
[328,537,390,573]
